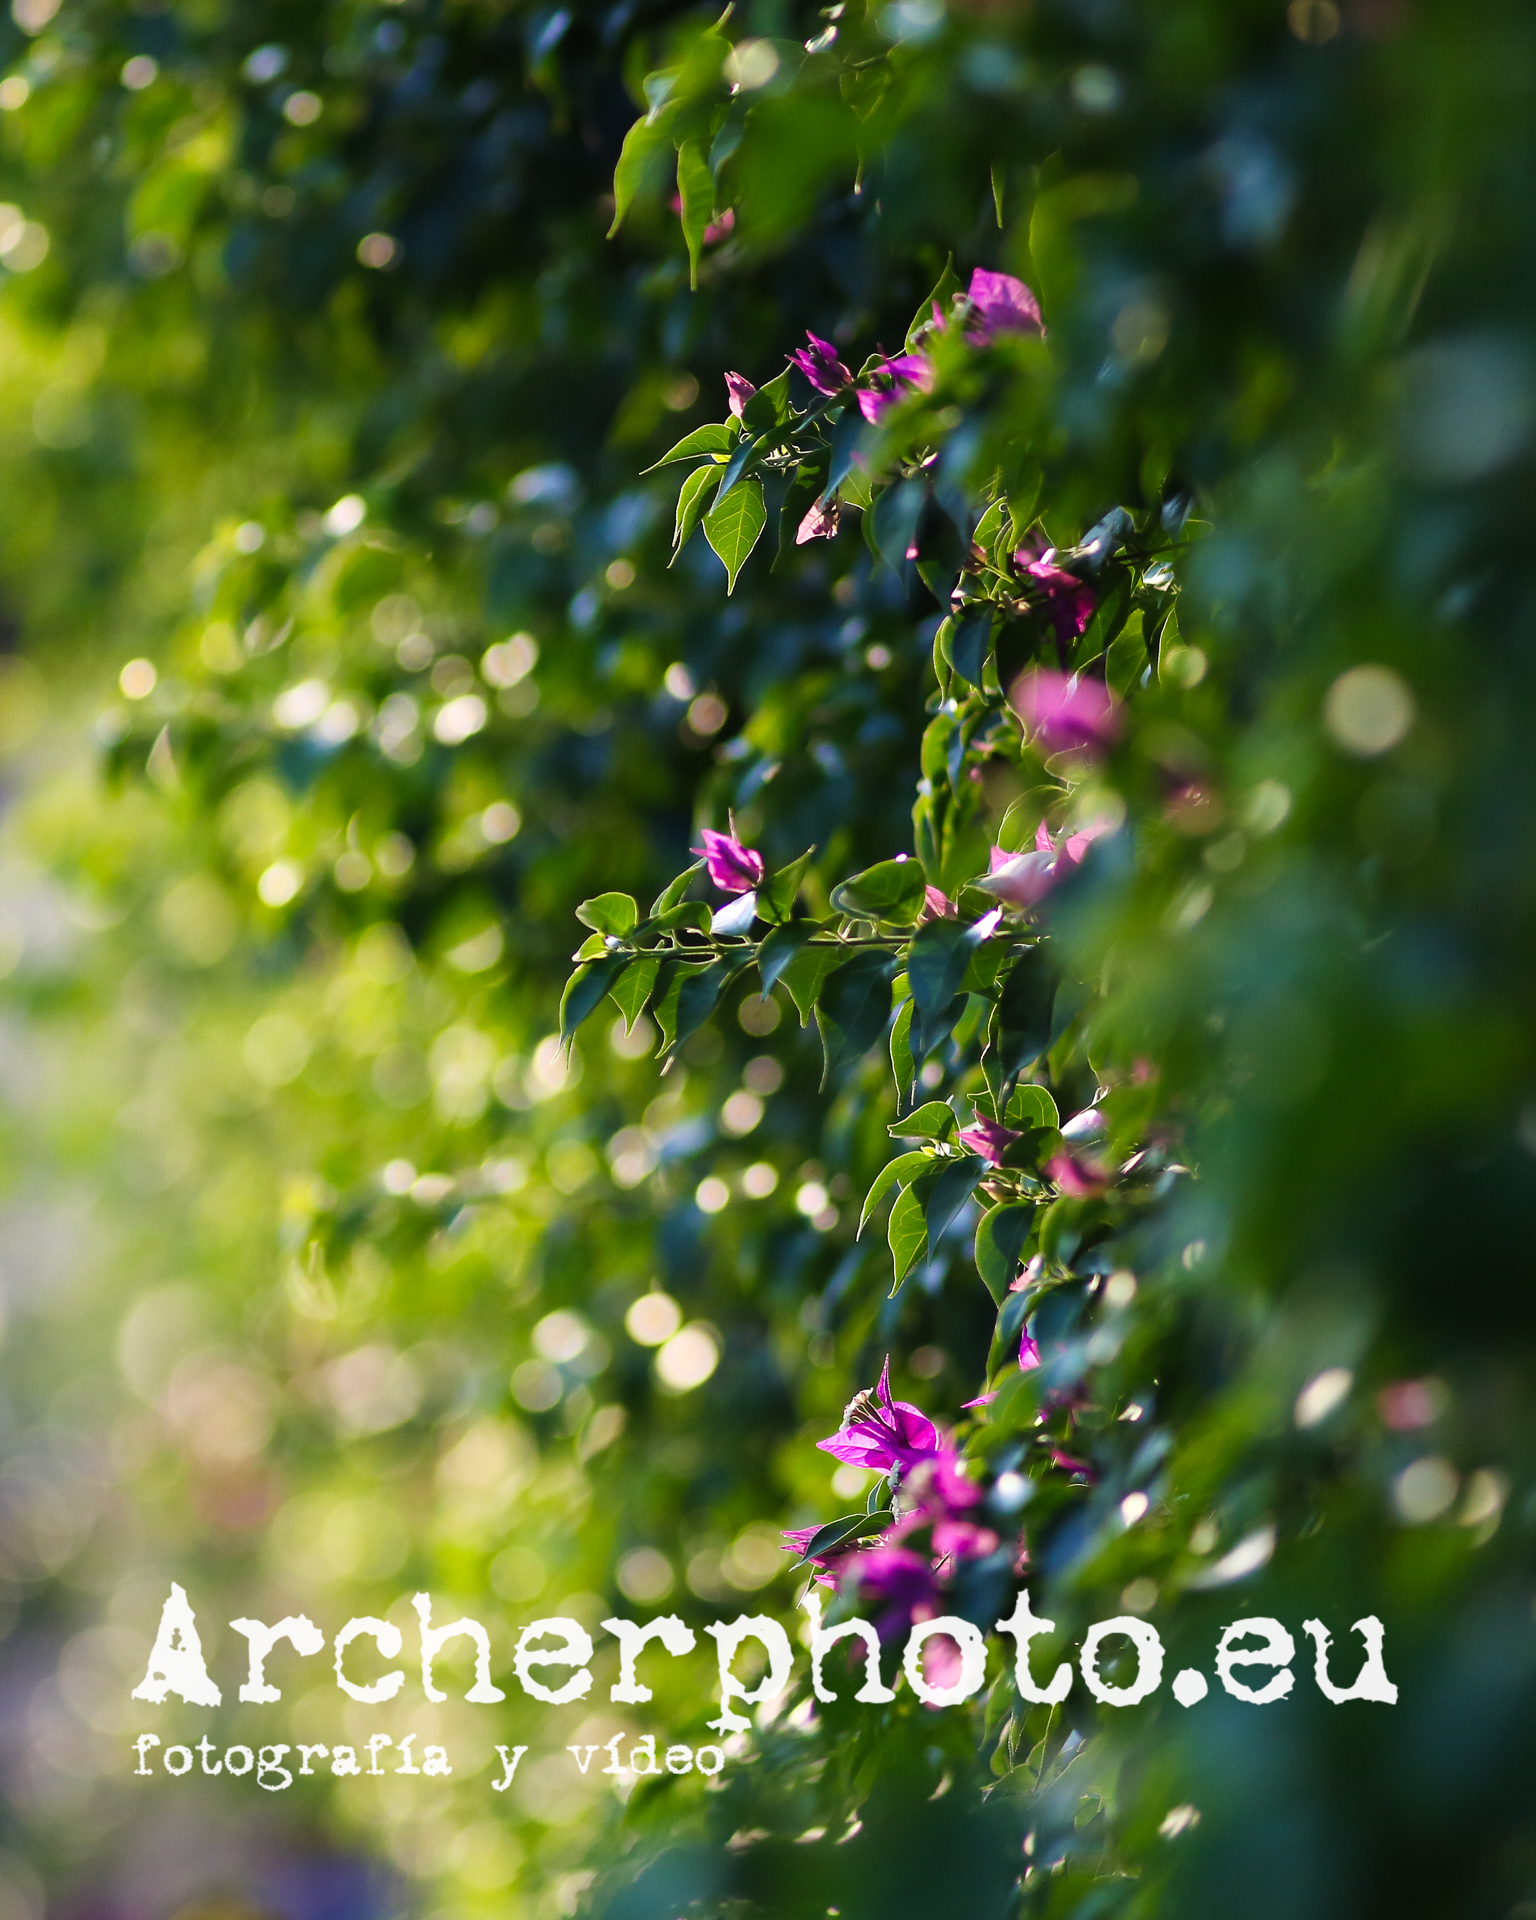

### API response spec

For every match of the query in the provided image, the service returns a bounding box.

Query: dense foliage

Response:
[1,3,1536,1920]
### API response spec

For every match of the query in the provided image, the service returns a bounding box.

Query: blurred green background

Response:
[0,2,1533,1920]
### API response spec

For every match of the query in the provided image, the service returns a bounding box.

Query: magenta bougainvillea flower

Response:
[790,332,852,395]
[964,268,1045,341]
[724,371,755,419]
[920,885,957,921]
[1010,666,1121,754]
[1047,1149,1109,1198]
[957,1109,1021,1167]
[856,351,935,424]
[977,839,1059,911]
[816,1358,940,1476]
[1013,553,1098,650]
[932,1516,1001,1561]
[844,1544,940,1621]
[691,827,765,894]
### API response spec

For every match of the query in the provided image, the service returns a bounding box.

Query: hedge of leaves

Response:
[0,2,1534,1920]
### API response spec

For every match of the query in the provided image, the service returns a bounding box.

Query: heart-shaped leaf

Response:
[829,858,927,926]
[575,891,639,936]
[888,1100,955,1141]
[704,477,766,593]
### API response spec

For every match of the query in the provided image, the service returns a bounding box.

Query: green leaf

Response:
[890,995,916,1101]
[742,368,792,431]
[704,477,766,593]
[757,919,817,995]
[888,1179,932,1290]
[609,105,678,236]
[989,948,1056,1082]
[906,254,960,347]
[575,891,638,936]
[949,605,994,689]
[609,955,659,1034]
[872,477,926,575]
[650,859,705,917]
[651,959,714,1053]
[758,846,816,923]
[671,953,750,1052]
[925,1152,985,1260]
[888,1101,955,1141]
[672,462,721,556]
[559,954,630,1045]
[778,940,841,1025]
[573,931,610,961]
[990,161,1006,229]
[907,919,975,1039]
[647,900,712,935]
[829,858,926,926]
[816,948,898,1087]
[789,1510,893,1569]
[1039,1195,1088,1267]
[821,405,867,504]
[676,136,714,289]
[976,1201,1036,1305]
[1005,1084,1060,1131]
[643,422,737,473]
[858,1149,932,1236]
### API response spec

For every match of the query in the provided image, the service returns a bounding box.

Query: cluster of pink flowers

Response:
[721,270,1048,550]
[783,1362,1013,1673]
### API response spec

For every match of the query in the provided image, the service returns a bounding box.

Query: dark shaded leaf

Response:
[559,954,630,1045]
[816,948,898,1086]
[976,1201,1036,1305]
[925,1152,985,1259]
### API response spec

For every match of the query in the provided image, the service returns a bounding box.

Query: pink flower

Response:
[796,498,840,543]
[905,1447,983,1516]
[964,268,1044,341]
[724,372,755,419]
[692,827,765,894]
[977,840,1059,910]
[932,1518,1000,1561]
[1047,1150,1108,1198]
[1014,554,1097,650]
[1018,1330,1041,1370]
[956,1110,1020,1168]
[703,207,735,246]
[920,885,957,921]
[856,351,935,425]
[845,1545,940,1630]
[816,1358,940,1477]
[789,332,852,396]
[1009,667,1120,755]
[978,815,1116,912]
